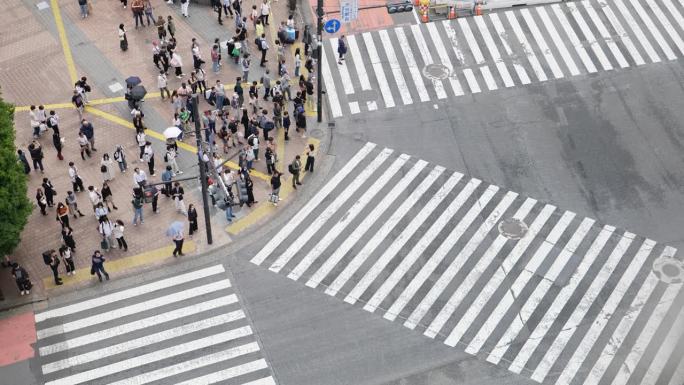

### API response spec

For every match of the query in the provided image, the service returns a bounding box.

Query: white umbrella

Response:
[163,126,182,139]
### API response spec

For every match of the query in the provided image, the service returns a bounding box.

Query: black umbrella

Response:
[125,76,142,88]
[130,85,147,100]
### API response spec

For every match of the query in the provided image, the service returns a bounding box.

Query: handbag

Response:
[101,238,109,250]
[90,266,96,275]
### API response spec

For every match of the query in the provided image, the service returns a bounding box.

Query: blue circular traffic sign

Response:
[324,19,341,34]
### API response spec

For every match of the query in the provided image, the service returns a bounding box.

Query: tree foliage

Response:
[0,95,32,257]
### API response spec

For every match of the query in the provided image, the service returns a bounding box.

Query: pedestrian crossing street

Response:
[321,0,684,117]
[252,142,684,384]
[34,265,276,385]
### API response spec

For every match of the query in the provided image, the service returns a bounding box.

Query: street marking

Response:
[669,354,684,385]
[321,48,343,118]
[286,154,412,282]
[599,2,645,66]
[242,377,277,385]
[106,342,261,385]
[50,0,77,83]
[507,218,599,373]
[251,143,376,266]
[269,148,393,272]
[364,172,463,313]
[531,231,634,382]
[613,0,661,63]
[39,298,240,356]
[567,1,613,71]
[463,69,481,94]
[329,38,355,95]
[551,4,598,73]
[41,312,246,374]
[347,35,371,90]
[395,27,430,102]
[175,360,270,385]
[404,184,501,329]
[555,239,656,385]
[422,191,519,338]
[480,66,498,91]
[384,178,480,322]
[37,280,232,339]
[44,327,253,385]
[628,0,677,60]
[349,101,360,114]
[583,0,629,69]
[506,10,548,82]
[486,210,575,364]
[441,20,466,65]
[363,32,395,108]
[642,304,684,385]
[644,0,684,56]
[379,30,413,105]
[36,1,49,10]
[344,166,444,304]
[661,0,684,43]
[489,13,531,84]
[458,18,485,64]
[367,100,378,111]
[474,15,515,87]
[535,7,580,76]
[35,265,224,322]
[427,23,464,96]
[411,24,448,99]
[520,8,564,79]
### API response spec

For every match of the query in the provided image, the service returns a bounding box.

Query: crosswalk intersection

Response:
[34,265,276,385]
[252,142,684,384]
[321,0,684,117]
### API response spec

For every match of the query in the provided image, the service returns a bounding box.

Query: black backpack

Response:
[42,251,52,265]
[288,163,295,174]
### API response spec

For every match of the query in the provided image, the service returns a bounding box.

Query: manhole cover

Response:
[498,218,528,239]
[422,64,450,80]
[653,257,684,284]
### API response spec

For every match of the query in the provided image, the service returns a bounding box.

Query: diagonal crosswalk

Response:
[252,143,684,384]
[321,0,684,117]
[34,265,275,385]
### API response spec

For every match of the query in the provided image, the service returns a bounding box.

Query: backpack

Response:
[264,121,275,130]
[42,251,52,265]
[288,163,295,174]
[249,136,256,146]
[295,104,305,116]
[164,152,169,162]
[101,165,107,173]
[46,117,54,128]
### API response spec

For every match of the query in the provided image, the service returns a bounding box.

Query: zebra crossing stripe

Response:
[636,302,684,385]
[486,210,575,364]
[394,27,431,102]
[669,354,684,385]
[599,2,646,66]
[384,178,481,322]
[421,191,519,338]
[463,69,481,94]
[105,342,261,385]
[404,185,501,330]
[37,279,232,340]
[379,30,413,105]
[489,13,531,84]
[321,48,343,117]
[422,198,538,338]
[644,0,684,56]
[480,66,499,91]
[507,219,601,374]
[329,38,355,95]
[661,0,684,41]
[363,32,396,108]
[553,239,656,384]
[349,101,360,114]
[458,18,485,64]
[411,24,448,99]
[551,4,598,73]
[613,0,661,63]
[531,232,635,382]
[363,171,463,313]
[583,0,629,69]
[536,7,580,76]
[41,311,246,374]
[521,8,564,79]
[284,154,411,282]
[346,35,371,90]
[567,1,614,71]
[269,149,393,273]
[174,359,270,385]
[44,326,253,385]
[506,10,548,82]
[628,0,677,60]
[34,265,225,322]
[241,377,277,385]
[474,16,515,88]
[251,142,376,266]
[39,297,240,356]
[441,20,466,65]
[426,22,465,96]
[344,166,444,304]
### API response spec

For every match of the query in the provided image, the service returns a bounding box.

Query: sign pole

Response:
[192,94,213,245]
[317,0,323,123]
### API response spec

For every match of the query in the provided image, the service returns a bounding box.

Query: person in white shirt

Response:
[133,167,147,187]
[143,141,156,176]
[98,219,116,250]
[260,0,270,25]
[222,168,235,194]
[29,106,40,138]
[88,186,103,211]
[250,133,259,160]
[180,0,189,17]
[158,71,171,99]
[68,162,85,192]
[136,131,146,161]
[165,145,182,175]
[170,51,184,78]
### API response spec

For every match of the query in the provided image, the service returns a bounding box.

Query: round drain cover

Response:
[422,64,450,80]
[498,218,528,240]
[653,256,684,284]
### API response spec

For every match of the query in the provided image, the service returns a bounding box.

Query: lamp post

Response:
[317,0,324,123]
[191,94,213,245]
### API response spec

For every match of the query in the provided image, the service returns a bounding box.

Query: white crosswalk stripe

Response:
[252,142,683,385]
[35,265,275,385]
[320,0,682,116]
